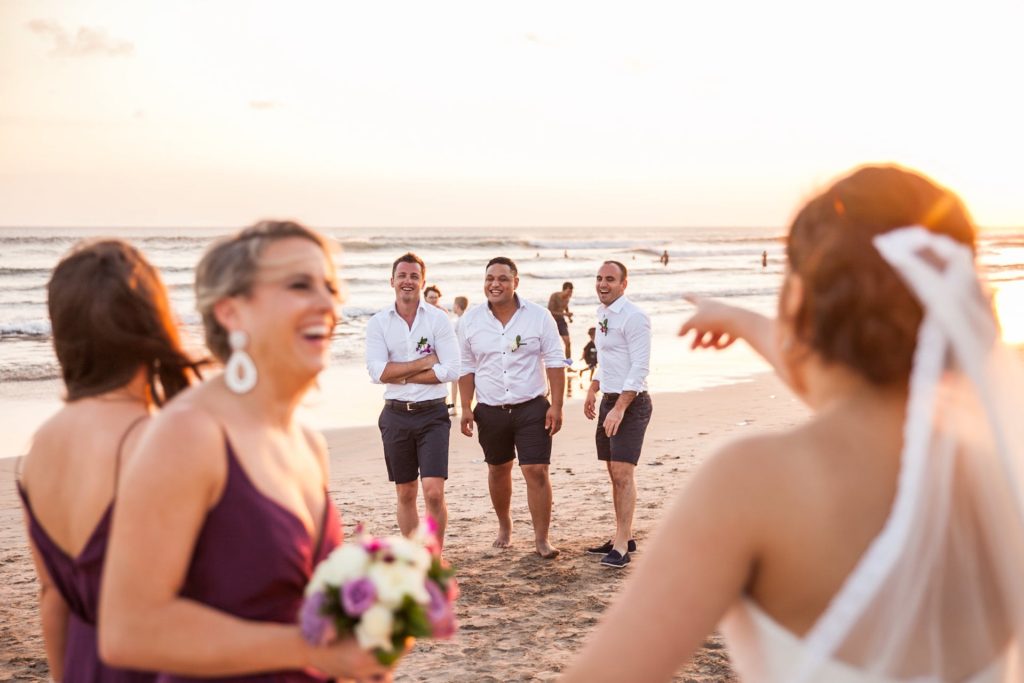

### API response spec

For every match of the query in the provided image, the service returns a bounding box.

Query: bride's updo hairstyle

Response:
[195,220,338,362]
[785,165,977,385]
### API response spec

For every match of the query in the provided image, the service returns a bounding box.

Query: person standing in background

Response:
[584,260,653,569]
[547,281,574,362]
[458,257,565,559]
[366,253,460,547]
[449,296,469,415]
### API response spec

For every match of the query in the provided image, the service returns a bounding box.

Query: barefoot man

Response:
[366,252,460,547]
[584,260,652,568]
[547,281,574,360]
[458,257,565,558]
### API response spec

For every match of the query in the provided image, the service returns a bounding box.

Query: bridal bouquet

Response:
[299,518,458,664]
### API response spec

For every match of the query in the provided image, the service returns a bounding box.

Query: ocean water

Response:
[3,225,1023,458]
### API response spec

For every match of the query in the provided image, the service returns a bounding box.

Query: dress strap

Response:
[113,414,150,489]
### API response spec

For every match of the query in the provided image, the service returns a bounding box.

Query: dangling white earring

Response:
[225,330,257,394]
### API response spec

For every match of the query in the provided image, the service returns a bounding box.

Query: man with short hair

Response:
[547,281,574,360]
[583,260,652,568]
[366,252,460,547]
[459,257,565,558]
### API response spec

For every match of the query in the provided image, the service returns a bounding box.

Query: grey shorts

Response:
[473,395,552,466]
[378,401,451,484]
[596,392,653,465]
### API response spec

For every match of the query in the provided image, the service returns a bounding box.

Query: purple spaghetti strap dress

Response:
[156,439,342,683]
[18,485,156,683]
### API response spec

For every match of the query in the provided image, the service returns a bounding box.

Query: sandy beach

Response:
[1,373,808,682]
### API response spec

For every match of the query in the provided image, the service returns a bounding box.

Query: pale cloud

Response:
[248,100,282,111]
[26,19,134,57]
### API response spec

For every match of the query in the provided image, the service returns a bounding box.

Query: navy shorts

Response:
[473,395,552,466]
[378,401,451,484]
[554,315,570,337]
[596,392,653,465]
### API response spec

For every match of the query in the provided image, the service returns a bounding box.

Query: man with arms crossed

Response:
[459,257,565,559]
[584,260,652,568]
[366,252,460,547]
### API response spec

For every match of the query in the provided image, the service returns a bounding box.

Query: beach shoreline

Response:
[1,373,809,681]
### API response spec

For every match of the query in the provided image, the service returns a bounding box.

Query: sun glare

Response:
[993,281,1024,346]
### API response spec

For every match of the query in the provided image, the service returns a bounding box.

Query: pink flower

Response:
[425,581,457,639]
[363,537,388,554]
[341,577,377,616]
[420,516,442,556]
[299,590,337,645]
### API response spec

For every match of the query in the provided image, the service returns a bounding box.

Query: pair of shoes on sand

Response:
[586,539,637,569]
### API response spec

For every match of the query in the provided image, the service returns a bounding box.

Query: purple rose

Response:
[341,577,377,616]
[299,591,337,645]
[425,580,456,639]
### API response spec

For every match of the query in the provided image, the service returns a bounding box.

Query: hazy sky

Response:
[2,0,1022,228]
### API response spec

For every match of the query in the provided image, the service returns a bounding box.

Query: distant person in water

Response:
[660,250,670,266]
[762,250,768,268]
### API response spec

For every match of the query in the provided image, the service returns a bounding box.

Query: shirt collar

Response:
[604,295,629,313]
[389,300,428,316]
[486,294,526,315]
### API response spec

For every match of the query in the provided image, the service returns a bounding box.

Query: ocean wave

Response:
[334,236,535,252]
[0,266,51,277]
[0,363,61,383]
[0,320,52,337]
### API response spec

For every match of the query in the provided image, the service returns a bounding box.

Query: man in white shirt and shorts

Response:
[366,252,461,547]
[583,260,653,568]
[458,256,565,559]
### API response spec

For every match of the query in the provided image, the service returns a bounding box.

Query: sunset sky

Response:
[2,0,1022,229]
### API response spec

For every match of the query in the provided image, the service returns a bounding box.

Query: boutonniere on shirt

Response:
[599,318,609,335]
[416,336,434,355]
[509,335,527,353]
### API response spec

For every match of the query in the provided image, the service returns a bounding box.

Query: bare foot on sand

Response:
[493,522,512,548]
[535,540,560,559]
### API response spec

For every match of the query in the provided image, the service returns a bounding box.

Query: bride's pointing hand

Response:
[679,295,740,350]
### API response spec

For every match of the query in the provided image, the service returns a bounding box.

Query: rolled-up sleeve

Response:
[458,314,477,377]
[365,315,389,384]
[431,314,461,383]
[540,312,566,369]
[622,311,651,392]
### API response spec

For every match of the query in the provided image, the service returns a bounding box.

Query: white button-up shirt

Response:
[365,301,461,401]
[458,295,564,406]
[594,295,650,394]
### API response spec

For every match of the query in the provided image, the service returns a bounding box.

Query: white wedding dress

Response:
[720,599,1008,683]
[718,228,1024,682]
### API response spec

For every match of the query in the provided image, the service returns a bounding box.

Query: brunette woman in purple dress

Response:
[99,222,392,681]
[18,240,199,681]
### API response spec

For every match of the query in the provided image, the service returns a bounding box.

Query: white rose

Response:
[354,604,394,651]
[386,536,432,572]
[368,562,431,609]
[306,544,370,596]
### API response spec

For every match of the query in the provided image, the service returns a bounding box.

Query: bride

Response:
[561,165,1024,682]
